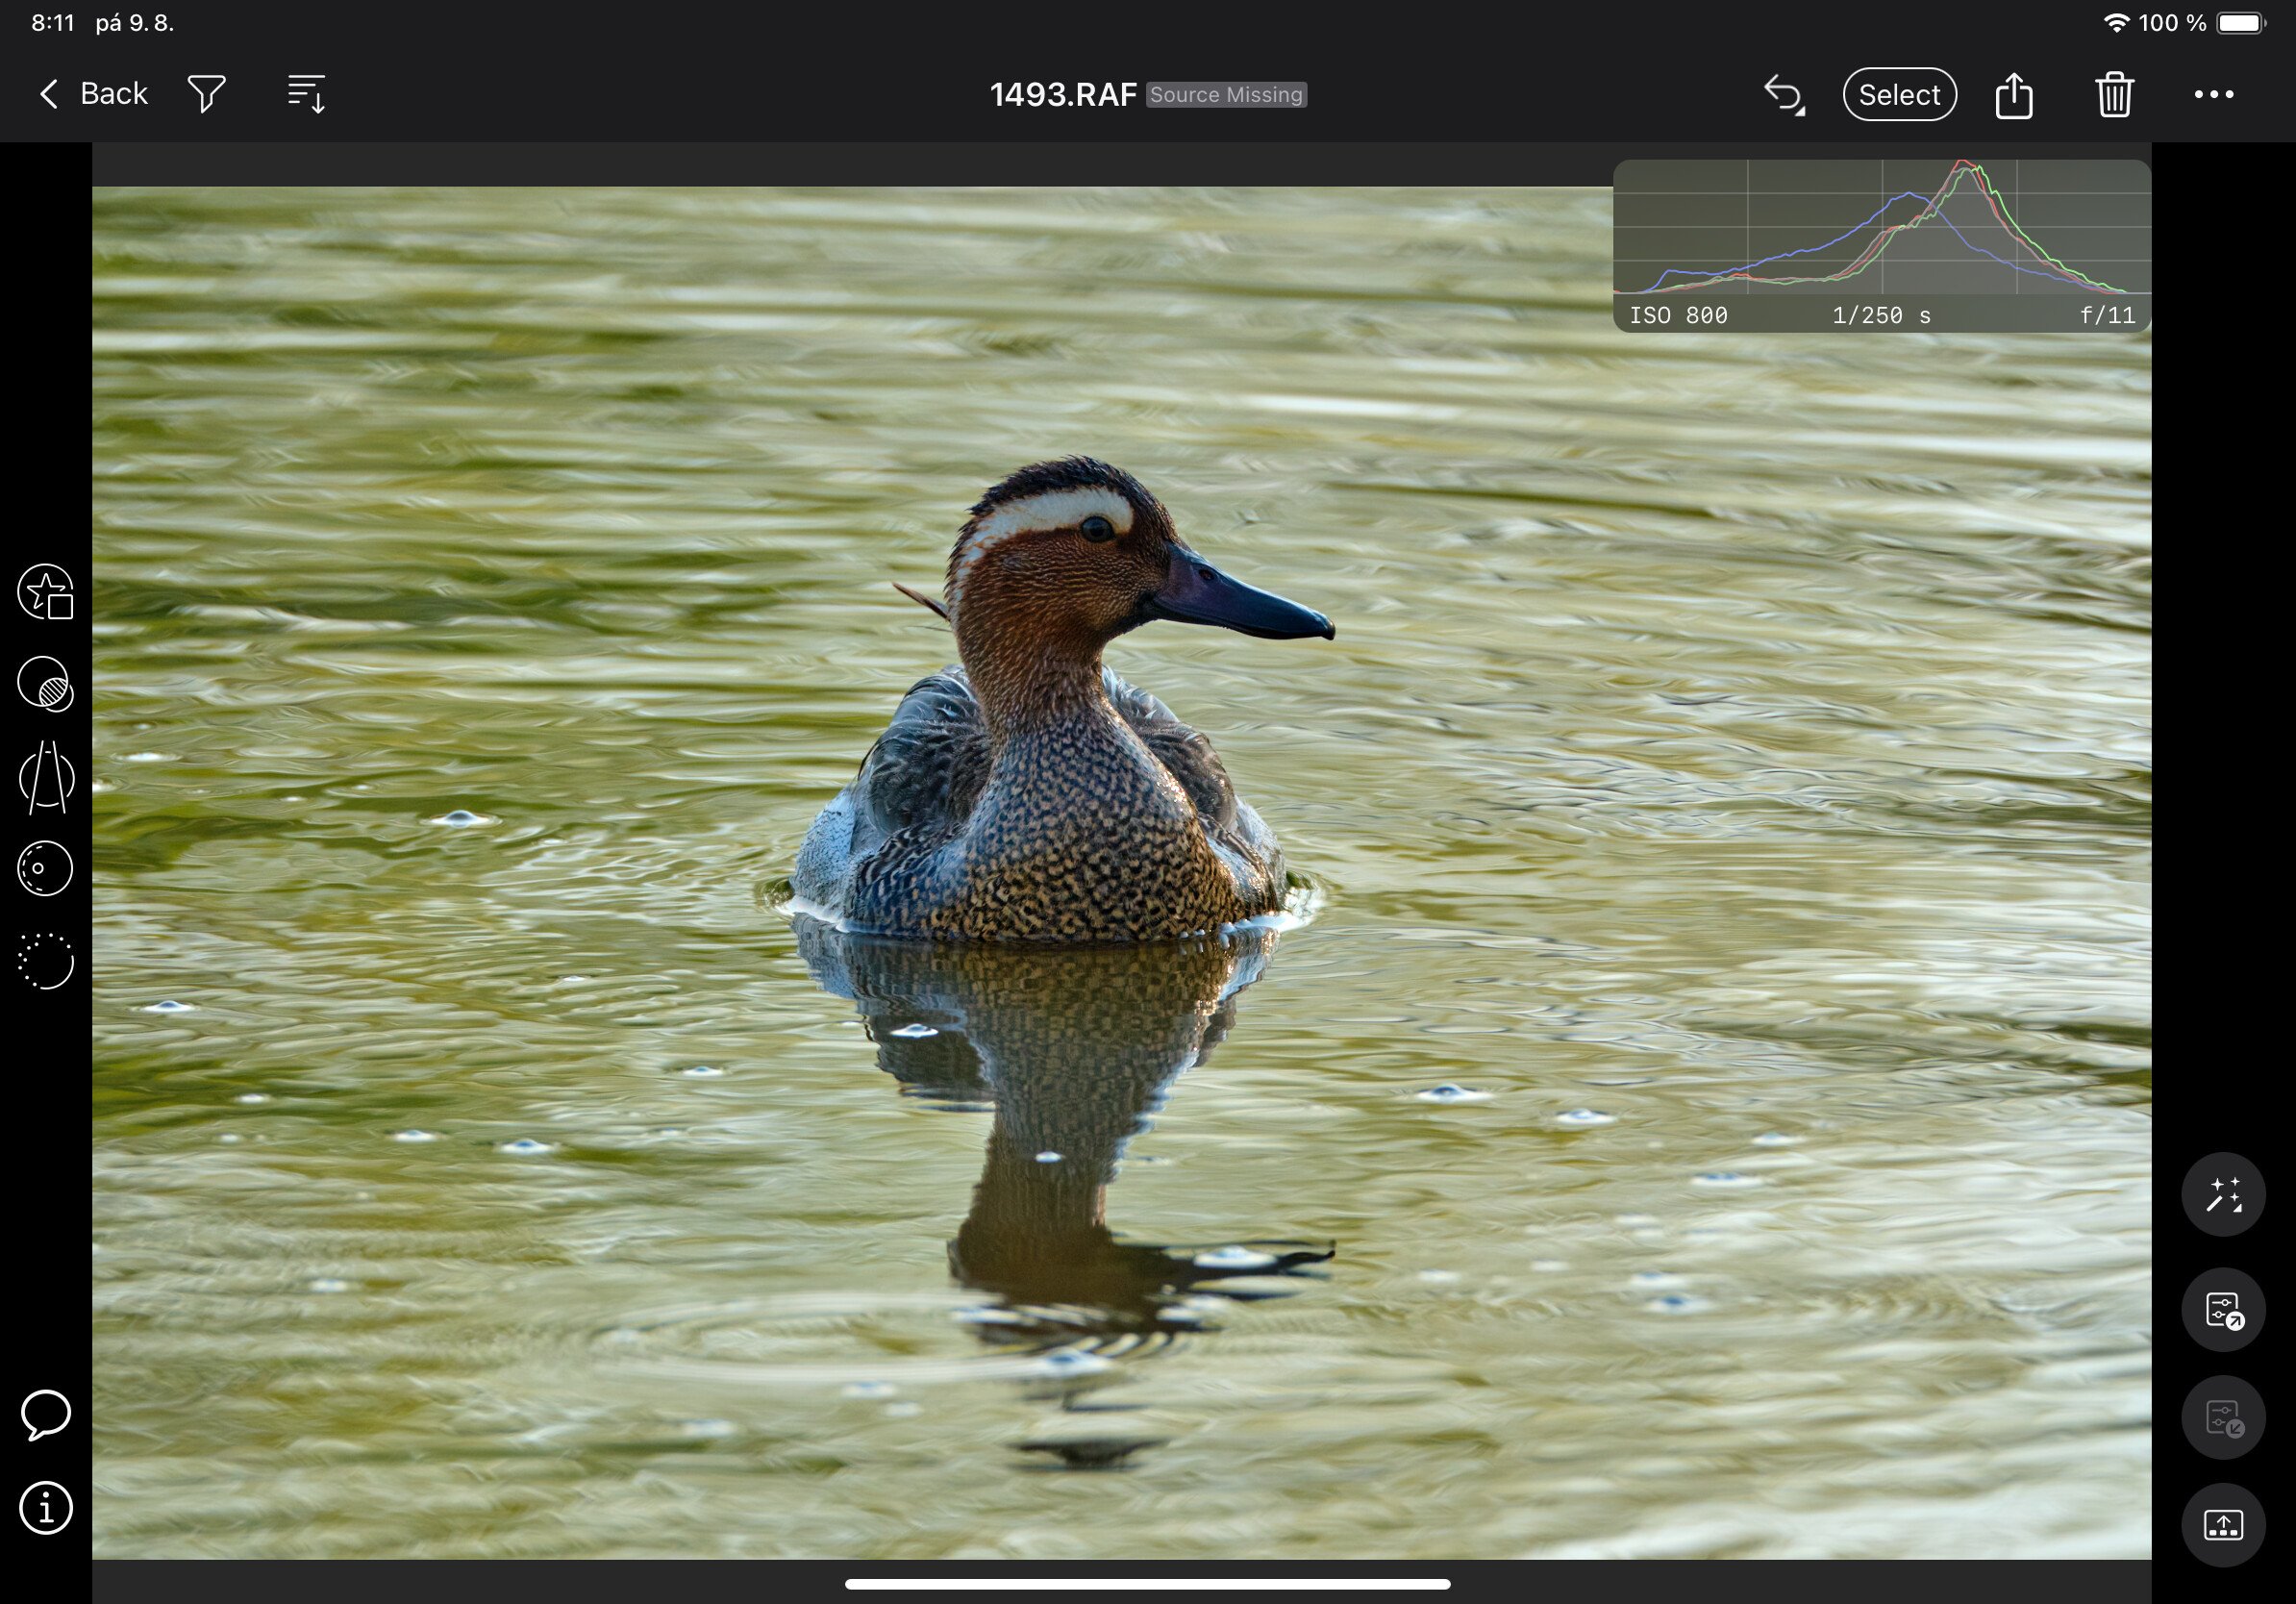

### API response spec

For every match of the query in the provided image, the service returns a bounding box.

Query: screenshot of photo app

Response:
[6,1,2236,1592]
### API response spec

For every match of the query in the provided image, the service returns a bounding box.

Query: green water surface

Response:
[90,187,2151,1560]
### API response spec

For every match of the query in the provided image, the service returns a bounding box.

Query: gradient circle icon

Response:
[15,841,70,897]
[14,657,73,713]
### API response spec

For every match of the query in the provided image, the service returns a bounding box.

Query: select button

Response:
[1844,66,1957,122]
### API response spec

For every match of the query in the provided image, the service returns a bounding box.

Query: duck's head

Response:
[942,459,1335,663]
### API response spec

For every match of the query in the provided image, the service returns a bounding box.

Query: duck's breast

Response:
[1105,667,1285,906]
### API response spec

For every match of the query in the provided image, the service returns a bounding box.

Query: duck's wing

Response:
[793,665,988,905]
[857,665,991,842]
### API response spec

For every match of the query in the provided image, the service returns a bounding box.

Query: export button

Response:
[1843,66,1958,121]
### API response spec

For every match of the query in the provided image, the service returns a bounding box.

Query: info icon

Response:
[2183,1151,2266,1238]
[16,1480,71,1536]
[2184,1483,2265,1566]
[2184,1268,2266,1354]
[2182,1375,2265,1461]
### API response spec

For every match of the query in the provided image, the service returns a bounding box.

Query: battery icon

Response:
[2219,12,2267,31]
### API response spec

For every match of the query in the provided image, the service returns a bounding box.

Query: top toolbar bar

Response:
[6,6,2285,143]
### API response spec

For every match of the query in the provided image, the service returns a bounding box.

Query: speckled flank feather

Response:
[793,459,1311,943]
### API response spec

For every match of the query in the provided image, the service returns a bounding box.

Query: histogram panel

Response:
[1613,159,2152,334]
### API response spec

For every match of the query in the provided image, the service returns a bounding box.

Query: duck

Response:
[793,458,1333,942]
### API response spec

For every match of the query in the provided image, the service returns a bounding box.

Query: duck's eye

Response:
[1079,515,1116,542]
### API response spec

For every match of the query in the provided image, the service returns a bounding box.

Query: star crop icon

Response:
[16,564,73,620]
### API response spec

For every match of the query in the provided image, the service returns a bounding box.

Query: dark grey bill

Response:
[1142,551,1335,640]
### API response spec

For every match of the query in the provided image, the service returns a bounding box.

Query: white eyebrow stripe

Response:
[966,487,1134,546]
[949,487,1136,602]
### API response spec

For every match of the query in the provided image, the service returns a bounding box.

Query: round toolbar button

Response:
[2184,1483,2264,1566]
[2184,1268,2267,1354]
[2182,1375,2265,1461]
[2183,1152,2267,1238]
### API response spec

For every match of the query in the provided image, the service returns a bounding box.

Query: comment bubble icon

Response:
[20,1390,69,1442]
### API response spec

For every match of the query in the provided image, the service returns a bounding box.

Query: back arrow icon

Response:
[39,79,57,109]
[1764,73,1806,115]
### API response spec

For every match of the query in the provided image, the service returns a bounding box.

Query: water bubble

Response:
[142,999,196,1014]
[235,1092,269,1105]
[678,1065,725,1078]
[679,1418,736,1440]
[1039,1349,1111,1375]
[1692,1171,1762,1190]
[1418,1268,1462,1285]
[1555,1108,1616,1128]
[497,1138,554,1155]
[1646,1293,1710,1315]
[1416,1084,1493,1104]
[389,1129,439,1143]
[1193,1245,1279,1270]
[427,810,496,828]
[217,1133,242,1144]
[952,1306,1025,1327]
[841,1381,897,1399]
[122,752,175,764]
[309,1278,351,1293]
[1633,1270,1688,1289]
[1751,1132,1799,1147]
[1034,1150,1063,1165]
[889,1023,940,1040]
[884,1401,923,1419]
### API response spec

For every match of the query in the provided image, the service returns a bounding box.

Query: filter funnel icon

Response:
[187,74,226,113]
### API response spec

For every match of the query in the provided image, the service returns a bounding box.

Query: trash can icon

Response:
[2097,71,2134,117]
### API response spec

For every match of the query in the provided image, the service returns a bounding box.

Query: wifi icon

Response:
[2106,11,2131,28]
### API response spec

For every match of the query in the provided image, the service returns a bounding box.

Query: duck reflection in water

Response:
[795,918,1333,1464]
